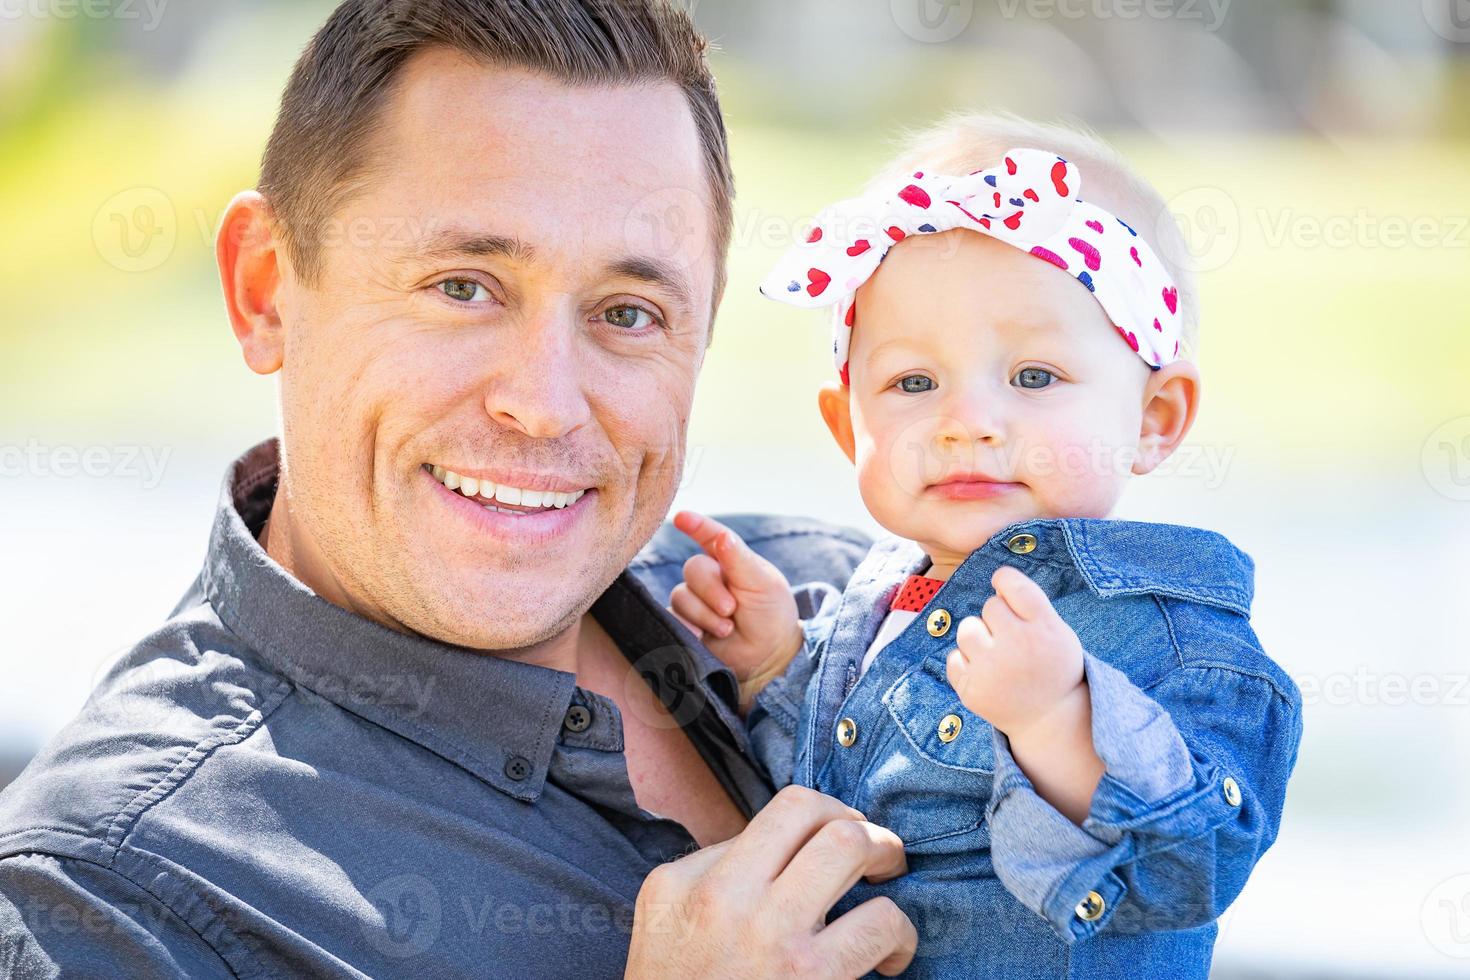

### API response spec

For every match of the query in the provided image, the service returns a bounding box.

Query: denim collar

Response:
[861,516,1254,618]
[201,439,738,804]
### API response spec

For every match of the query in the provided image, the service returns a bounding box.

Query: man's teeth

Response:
[427,464,585,510]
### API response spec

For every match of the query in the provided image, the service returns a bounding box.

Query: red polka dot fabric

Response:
[890,574,947,613]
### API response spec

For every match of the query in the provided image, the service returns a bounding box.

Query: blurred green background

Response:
[3,1,1469,975]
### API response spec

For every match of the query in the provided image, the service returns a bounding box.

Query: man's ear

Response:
[818,381,857,464]
[217,190,287,376]
[1132,360,1201,475]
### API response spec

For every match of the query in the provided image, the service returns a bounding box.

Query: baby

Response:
[668,114,1302,978]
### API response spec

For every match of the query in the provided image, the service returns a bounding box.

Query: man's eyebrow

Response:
[398,229,537,263]
[602,256,697,314]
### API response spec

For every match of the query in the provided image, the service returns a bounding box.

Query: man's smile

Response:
[421,463,600,543]
[423,462,592,511]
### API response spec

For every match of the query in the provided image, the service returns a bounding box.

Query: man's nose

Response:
[482,316,592,440]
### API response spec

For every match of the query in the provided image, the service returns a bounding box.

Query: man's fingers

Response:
[670,582,732,640]
[719,785,867,884]
[817,896,918,979]
[682,553,736,618]
[769,817,908,927]
[991,565,1051,621]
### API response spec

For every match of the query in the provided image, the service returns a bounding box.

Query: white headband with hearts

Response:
[758,147,1183,385]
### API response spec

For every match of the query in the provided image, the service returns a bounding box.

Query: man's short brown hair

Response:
[259,0,733,304]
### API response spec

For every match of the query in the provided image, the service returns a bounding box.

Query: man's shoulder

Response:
[0,601,290,866]
[630,512,875,605]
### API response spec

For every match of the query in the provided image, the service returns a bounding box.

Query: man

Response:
[0,1,917,976]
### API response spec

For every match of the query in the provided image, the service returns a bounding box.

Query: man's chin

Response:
[397,587,590,655]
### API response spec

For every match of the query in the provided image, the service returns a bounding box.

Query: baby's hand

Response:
[668,511,805,710]
[944,566,1086,739]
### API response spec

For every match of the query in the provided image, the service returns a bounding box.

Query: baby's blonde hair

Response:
[869,111,1200,361]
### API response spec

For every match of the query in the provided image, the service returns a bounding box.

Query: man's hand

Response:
[944,565,1086,740]
[625,785,917,978]
[668,511,805,710]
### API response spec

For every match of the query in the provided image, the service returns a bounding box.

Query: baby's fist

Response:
[944,565,1085,738]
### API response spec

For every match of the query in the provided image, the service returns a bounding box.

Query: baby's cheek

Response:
[1024,434,1129,517]
[853,444,925,535]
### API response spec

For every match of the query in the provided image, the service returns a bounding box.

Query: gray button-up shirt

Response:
[0,440,872,978]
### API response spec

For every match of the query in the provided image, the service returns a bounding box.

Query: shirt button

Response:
[1006,532,1038,555]
[926,608,952,637]
[563,704,593,734]
[836,717,858,747]
[937,713,963,743]
[1075,890,1106,922]
[1222,776,1242,807]
[504,755,532,781]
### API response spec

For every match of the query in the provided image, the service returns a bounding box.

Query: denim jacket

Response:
[749,517,1303,979]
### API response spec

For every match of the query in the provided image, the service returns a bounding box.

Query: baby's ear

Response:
[818,382,857,464]
[1132,360,1201,475]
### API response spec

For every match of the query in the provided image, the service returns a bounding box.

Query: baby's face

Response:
[834,230,1159,571]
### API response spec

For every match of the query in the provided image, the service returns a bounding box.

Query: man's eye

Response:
[897,375,934,393]
[602,305,657,331]
[439,279,490,303]
[1013,368,1056,389]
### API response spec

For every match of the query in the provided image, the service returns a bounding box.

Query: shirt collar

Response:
[200,439,739,804]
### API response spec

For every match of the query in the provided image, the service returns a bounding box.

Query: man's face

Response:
[273,50,716,649]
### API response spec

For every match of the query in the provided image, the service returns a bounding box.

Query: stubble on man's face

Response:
[272,50,717,653]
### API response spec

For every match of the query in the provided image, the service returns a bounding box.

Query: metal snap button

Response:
[926,608,952,637]
[937,713,963,743]
[836,717,858,747]
[1075,890,1106,922]
[504,755,532,781]
[1006,532,1038,555]
[563,704,592,734]
[1223,776,1242,807]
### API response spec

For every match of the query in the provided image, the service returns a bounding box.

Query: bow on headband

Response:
[758,147,1183,385]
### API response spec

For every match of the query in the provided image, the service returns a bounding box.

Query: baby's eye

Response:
[1012,367,1056,389]
[897,375,935,394]
[439,278,491,303]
